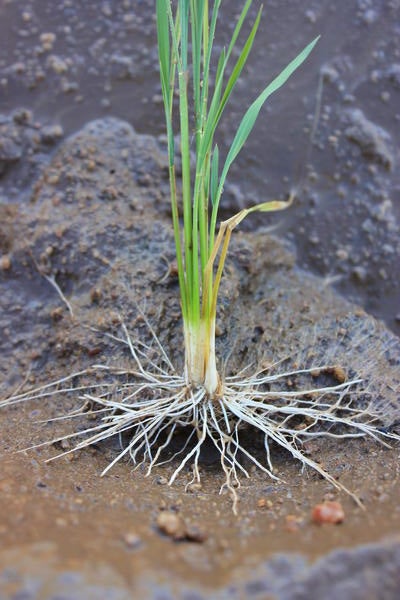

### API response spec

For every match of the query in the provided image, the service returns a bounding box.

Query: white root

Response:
[2,320,399,513]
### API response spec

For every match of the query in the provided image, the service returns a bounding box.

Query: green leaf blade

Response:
[217,6,262,120]
[210,144,219,206]
[218,36,320,203]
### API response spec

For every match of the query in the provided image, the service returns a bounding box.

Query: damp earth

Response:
[0,1,399,599]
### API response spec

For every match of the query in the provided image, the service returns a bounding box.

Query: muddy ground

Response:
[0,1,399,599]
[0,116,399,599]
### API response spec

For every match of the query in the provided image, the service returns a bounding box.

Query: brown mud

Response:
[0,118,399,599]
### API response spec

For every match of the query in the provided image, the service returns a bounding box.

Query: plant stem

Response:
[157,0,318,398]
[184,318,219,396]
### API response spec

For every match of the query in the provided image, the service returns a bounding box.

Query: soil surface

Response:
[0,1,399,599]
[0,117,399,599]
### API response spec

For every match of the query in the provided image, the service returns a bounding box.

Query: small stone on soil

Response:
[156,511,207,543]
[332,366,347,383]
[123,532,142,549]
[156,511,187,541]
[312,501,345,525]
[0,255,11,270]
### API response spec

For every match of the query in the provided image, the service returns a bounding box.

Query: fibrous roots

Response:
[2,321,399,512]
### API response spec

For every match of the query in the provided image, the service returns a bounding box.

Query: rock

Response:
[47,55,69,75]
[39,32,56,51]
[156,511,187,541]
[330,365,347,384]
[122,532,142,549]
[156,512,207,543]
[311,501,345,525]
[344,108,394,170]
[0,254,11,271]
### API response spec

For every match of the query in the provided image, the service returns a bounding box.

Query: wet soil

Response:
[0,117,399,599]
[0,1,399,598]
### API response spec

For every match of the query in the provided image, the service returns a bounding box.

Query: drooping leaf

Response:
[216,36,320,209]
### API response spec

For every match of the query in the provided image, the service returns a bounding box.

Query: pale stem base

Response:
[184,319,220,397]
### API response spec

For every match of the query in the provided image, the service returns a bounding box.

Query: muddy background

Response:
[0,1,399,599]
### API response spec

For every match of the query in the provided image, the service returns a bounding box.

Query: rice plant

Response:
[156,0,320,395]
[2,0,399,511]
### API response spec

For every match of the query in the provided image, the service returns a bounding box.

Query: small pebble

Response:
[123,532,142,549]
[332,366,347,384]
[0,255,11,271]
[50,307,64,321]
[312,501,345,524]
[156,511,186,540]
[40,32,56,51]
[90,287,102,304]
[310,368,321,378]
[156,511,207,543]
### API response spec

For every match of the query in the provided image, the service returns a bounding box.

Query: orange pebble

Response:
[311,501,345,524]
